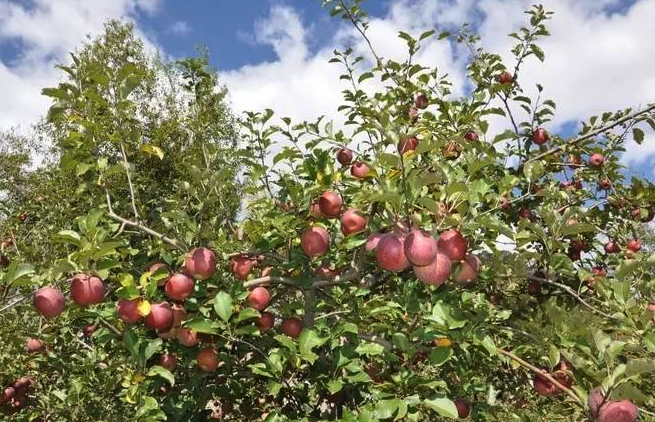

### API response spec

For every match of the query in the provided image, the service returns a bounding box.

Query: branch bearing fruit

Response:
[117,298,141,324]
[300,226,329,257]
[437,230,468,262]
[165,274,195,301]
[230,255,257,281]
[318,191,342,218]
[336,148,353,165]
[197,348,219,372]
[145,302,173,331]
[281,317,303,338]
[340,209,368,236]
[413,252,452,285]
[376,233,411,272]
[350,162,370,179]
[403,230,437,266]
[247,287,270,311]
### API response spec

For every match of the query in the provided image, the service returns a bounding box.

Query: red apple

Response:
[33,286,65,318]
[376,233,411,272]
[230,255,257,281]
[408,106,419,121]
[318,191,343,218]
[197,347,219,372]
[464,130,478,142]
[413,252,452,286]
[403,230,437,266]
[570,239,585,252]
[626,239,641,253]
[301,226,329,257]
[496,71,513,85]
[315,266,338,278]
[350,162,370,179]
[598,179,611,190]
[336,148,353,166]
[588,388,606,418]
[177,328,199,347]
[589,153,604,167]
[145,302,173,331]
[365,233,383,252]
[604,241,620,254]
[454,398,470,418]
[25,338,45,353]
[414,92,428,109]
[185,247,216,280]
[518,207,533,220]
[1,387,15,404]
[165,273,195,301]
[256,312,275,331]
[281,317,303,338]
[159,353,177,371]
[532,128,549,145]
[117,298,141,324]
[454,254,481,284]
[597,400,639,422]
[398,136,419,154]
[309,201,323,217]
[248,287,270,311]
[340,209,368,236]
[437,230,467,262]
[527,279,541,295]
[148,262,171,286]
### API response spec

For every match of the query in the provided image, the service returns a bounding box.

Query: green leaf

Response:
[355,342,386,356]
[213,291,233,322]
[184,318,219,334]
[373,399,399,419]
[523,161,545,183]
[299,329,326,363]
[4,263,35,286]
[633,127,644,144]
[424,397,458,419]
[143,339,162,361]
[236,308,261,323]
[429,347,453,366]
[54,230,81,246]
[147,365,175,387]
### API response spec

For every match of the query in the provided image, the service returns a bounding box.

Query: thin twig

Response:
[0,294,28,313]
[523,104,655,166]
[528,275,621,321]
[497,348,584,407]
[120,142,140,220]
[98,316,122,337]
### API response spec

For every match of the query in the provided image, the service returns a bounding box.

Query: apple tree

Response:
[2,2,655,422]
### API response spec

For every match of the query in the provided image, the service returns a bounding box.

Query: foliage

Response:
[2,3,655,422]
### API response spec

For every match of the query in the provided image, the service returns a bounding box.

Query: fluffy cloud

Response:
[0,0,160,131]
[169,20,191,35]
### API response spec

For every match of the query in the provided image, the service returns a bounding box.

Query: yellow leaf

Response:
[139,271,150,288]
[120,274,135,287]
[434,338,452,348]
[317,171,324,183]
[139,144,164,160]
[138,299,151,317]
[132,373,145,384]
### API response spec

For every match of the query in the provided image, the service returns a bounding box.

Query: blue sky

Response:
[0,0,653,180]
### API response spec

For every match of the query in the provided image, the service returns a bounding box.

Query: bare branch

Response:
[120,141,140,219]
[497,348,584,407]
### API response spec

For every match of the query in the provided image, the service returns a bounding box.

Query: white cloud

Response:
[0,0,161,131]
[169,20,190,35]
[222,0,655,171]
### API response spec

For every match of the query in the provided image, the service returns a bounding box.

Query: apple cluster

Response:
[1,377,33,416]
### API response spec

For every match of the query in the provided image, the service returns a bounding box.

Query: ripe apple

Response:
[33,286,65,318]
[414,92,428,109]
[588,388,606,418]
[365,233,383,252]
[454,254,481,284]
[177,328,199,347]
[197,347,219,372]
[397,136,419,154]
[165,273,195,301]
[527,279,541,295]
[532,128,549,145]
[496,71,513,85]
[230,255,257,281]
[25,338,45,353]
[533,371,571,396]
[281,317,303,338]
[500,196,510,211]
[318,191,343,218]
[300,226,329,257]
[408,106,419,121]
[413,252,452,286]
[518,207,533,220]
[145,302,173,331]
[148,262,171,286]
[336,148,353,165]
[159,353,177,371]
[82,324,97,337]
[185,247,217,280]
[117,298,141,324]
[1,387,15,404]
[340,209,368,236]
[568,249,581,262]
[248,287,270,311]
[309,201,323,218]
[453,398,470,418]
[350,162,370,179]
[437,230,467,262]
[256,312,275,331]
[626,239,641,253]
[464,130,478,142]
[403,230,437,266]
[376,233,411,272]
[598,179,611,190]
[597,400,639,422]
[570,239,585,252]
[589,153,604,167]
[0,255,8,268]
[604,241,620,254]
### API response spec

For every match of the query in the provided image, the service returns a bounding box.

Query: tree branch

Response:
[497,348,584,407]
[120,141,140,219]
[523,104,655,165]
[105,188,185,252]
[528,275,621,321]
